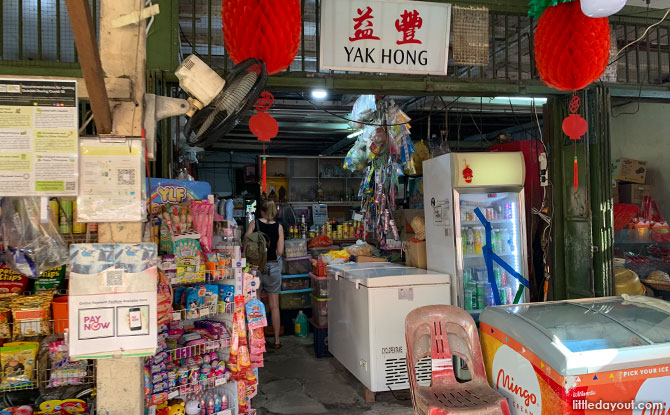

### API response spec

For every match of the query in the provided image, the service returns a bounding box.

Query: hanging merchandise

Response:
[249,92,278,143]
[221,0,302,75]
[343,98,411,249]
[1,197,68,279]
[534,0,610,91]
[562,95,589,189]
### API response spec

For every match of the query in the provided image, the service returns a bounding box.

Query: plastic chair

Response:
[405,305,510,415]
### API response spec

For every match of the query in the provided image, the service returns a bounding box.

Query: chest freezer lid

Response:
[344,266,451,287]
[481,296,670,376]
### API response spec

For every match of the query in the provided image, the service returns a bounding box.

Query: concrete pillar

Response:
[94,0,147,414]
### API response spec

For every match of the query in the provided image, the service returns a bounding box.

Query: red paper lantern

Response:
[249,112,278,142]
[222,0,302,75]
[562,114,588,140]
[534,1,611,91]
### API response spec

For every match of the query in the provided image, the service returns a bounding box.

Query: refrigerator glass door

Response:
[456,191,527,312]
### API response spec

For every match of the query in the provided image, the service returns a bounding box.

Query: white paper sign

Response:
[320,0,451,75]
[0,79,78,196]
[77,137,143,222]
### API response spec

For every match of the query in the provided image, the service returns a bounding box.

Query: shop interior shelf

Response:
[615,229,670,245]
[461,219,513,226]
[167,338,231,360]
[168,269,233,286]
[167,373,229,399]
[171,304,219,321]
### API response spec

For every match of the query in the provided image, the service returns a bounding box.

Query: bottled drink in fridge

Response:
[466,228,475,255]
[474,227,483,254]
[500,229,510,253]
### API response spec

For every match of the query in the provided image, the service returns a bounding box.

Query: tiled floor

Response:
[254,335,413,415]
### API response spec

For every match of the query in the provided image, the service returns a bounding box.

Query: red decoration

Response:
[250,112,278,142]
[534,1,611,91]
[463,164,473,184]
[562,95,587,190]
[222,0,301,75]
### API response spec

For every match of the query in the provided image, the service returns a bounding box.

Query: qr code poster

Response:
[77,137,143,222]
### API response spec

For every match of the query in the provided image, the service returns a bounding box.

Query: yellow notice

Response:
[34,130,77,153]
[0,153,32,172]
[0,107,32,128]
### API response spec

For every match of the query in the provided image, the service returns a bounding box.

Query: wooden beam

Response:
[65,0,113,133]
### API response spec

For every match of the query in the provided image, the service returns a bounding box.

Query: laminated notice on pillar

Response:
[320,0,451,75]
[0,78,78,196]
[77,137,143,222]
[68,243,158,359]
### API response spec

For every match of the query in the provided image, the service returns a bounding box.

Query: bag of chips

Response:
[10,292,53,338]
[34,266,66,292]
[0,265,29,294]
[1,342,38,388]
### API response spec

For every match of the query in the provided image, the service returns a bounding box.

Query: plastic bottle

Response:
[500,229,510,253]
[474,227,483,255]
[466,228,475,255]
[295,310,309,337]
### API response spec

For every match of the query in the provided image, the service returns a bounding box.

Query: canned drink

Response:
[59,200,72,234]
[486,292,496,307]
[49,200,59,226]
[493,268,502,287]
[463,268,473,283]
[486,208,495,221]
[72,201,86,234]
[464,290,475,310]
[498,288,508,305]
[500,270,508,286]
[477,295,486,310]
[505,287,514,304]
[475,282,487,299]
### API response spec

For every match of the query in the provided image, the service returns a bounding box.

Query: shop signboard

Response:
[320,0,451,75]
[148,178,212,214]
[480,322,670,415]
[0,78,78,196]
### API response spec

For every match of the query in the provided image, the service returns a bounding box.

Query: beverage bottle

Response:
[474,227,483,254]
[500,229,510,253]
[491,229,498,253]
[301,215,306,239]
[466,228,475,255]
[295,310,309,337]
[462,228,468,254]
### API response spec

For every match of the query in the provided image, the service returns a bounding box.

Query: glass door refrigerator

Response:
[424,152,529,319]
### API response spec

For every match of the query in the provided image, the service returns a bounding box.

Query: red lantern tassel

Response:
[573,156,579,190]
[262,156,267,194]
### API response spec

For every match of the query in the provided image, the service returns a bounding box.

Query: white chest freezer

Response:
[480,296,670,415]
[328,264,451,392]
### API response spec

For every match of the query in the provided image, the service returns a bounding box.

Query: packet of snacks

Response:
[10,292,54,338]
[1,341,39,388]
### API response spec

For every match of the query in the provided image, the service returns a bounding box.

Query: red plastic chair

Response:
[405,305,511,415]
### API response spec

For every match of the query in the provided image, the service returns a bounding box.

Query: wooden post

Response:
[64,0,113,134]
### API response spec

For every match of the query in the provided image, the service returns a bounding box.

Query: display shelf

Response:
[461,219,513,226]
[167,374,229,399]
[288,201,361,206]
[39,361,96,389]
[63,232,98,245]
[171,304,219,321]
[168,269,234,286]
[281,273,310,279]
[167,338,231,360]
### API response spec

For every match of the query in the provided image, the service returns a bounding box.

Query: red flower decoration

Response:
[534,1,611,91]
[222,0,302,75]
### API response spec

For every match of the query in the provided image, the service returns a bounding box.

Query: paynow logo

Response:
[82,316,111,331]
[633,376,670,415]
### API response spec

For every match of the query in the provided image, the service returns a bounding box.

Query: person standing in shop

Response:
[245,200,285,349]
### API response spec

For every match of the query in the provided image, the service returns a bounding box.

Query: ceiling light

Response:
[347,130,364,139]
[311,89,328,100]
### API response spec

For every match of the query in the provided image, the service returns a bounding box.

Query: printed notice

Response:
[0,79,78,196]
[77,138,143,222]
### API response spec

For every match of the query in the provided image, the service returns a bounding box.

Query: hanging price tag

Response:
[199,307,210,317]
[215,377,226,386]
[168,390,179,399]
[172,311,181,321]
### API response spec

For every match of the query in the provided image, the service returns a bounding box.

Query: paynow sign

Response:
[480,322,670,415]
[320,0,451,75]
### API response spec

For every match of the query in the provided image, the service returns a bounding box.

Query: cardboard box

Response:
[614,157,647,184]
[356,256,387,263]
[392,209,424,241]
[405,240,427,269]
[619,183,652,206]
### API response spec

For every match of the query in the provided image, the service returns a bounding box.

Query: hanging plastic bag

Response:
[1,197,68,278]
[410,139,431,176]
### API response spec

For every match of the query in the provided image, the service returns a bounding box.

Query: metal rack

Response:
[167,269,234,286]
[167,373,229,399]
[167,338,231,361]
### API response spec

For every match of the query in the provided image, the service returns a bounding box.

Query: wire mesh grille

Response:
[452,6,490,67]
[0,0,99,64]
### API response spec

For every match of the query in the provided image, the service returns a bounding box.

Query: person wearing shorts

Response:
[245,200,284,348]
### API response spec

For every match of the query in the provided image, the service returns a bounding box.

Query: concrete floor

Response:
[254,335,414,415]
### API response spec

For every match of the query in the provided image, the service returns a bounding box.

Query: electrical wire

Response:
[614,8,670,60]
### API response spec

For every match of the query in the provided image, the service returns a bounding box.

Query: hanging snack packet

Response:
[245,299,267,330]
[10,292,53,338]
[35,265,66,292]
[1,342,38,388]
[0,265,29,294]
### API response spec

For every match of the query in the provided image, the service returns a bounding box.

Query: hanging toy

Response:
[562,95,588,189]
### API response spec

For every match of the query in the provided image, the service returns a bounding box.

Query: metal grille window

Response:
[452,6,490,67]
